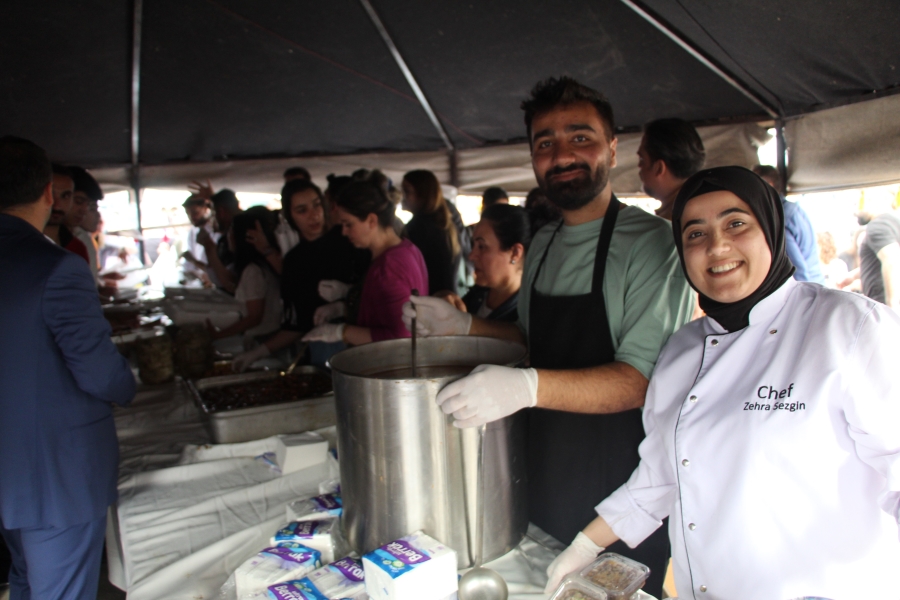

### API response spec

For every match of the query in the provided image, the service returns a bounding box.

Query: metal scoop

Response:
[458,424,509,600]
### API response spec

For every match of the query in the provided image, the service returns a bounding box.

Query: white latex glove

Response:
[313,301,346,325]
[436,365,538,428]
[318,280,351,302]
[302,323,345,343]
[544,532,605,594]
[401,295,472,337]
[232,344,270,372]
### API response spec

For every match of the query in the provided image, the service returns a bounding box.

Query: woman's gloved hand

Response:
[302,323,345,343]
[402,294,473,337]
[232,344,270,372]
[313,301,346,325]
[544,532,605,593]
[318,280,351,302]
[436,365,538,428]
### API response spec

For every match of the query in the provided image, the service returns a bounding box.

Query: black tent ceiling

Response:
[1,0,899,188]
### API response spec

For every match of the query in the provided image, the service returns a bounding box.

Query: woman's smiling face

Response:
[680,190,772,303]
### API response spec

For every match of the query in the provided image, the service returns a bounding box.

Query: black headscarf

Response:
[672,166,795,332]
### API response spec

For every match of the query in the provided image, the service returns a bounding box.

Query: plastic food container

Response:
[580,553,650,599]
[549,575,609,600]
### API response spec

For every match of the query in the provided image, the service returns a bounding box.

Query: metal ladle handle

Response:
[410,289,419,377]
[474,423,486,568]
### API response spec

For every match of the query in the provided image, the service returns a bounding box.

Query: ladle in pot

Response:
[410,289,419,377]
[458,424,509,600]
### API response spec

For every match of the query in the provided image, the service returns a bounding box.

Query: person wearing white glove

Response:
[394,80,696,598]
[401,294,472,337]
[436,365,537,428]
[318,279,351,302]
[313,301,346,325]
[301,323,345,344]
[232,344,271,372]
[543,532,606,593]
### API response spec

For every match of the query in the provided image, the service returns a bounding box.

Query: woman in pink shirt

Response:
[303,179,428,345]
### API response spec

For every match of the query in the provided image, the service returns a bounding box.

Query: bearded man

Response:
[404,77,693,596]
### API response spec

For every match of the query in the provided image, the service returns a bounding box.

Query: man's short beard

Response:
[540,162,610,211]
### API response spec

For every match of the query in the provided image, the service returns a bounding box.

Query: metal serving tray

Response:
[187,366,335,443]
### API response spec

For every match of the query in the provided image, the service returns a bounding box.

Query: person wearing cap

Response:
[68,166,104,281]
[181,194,221,285]
[544,166,900,598]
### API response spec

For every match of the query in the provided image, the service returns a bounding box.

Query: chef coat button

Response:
[688,522,696,530]
[710,339,719,346]
[700,585,708,592]
[681,459,690,467]
[769,329,777,334]
[689,395,698,403]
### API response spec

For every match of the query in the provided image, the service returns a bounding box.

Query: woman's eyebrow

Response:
[682,218,704,231]
[718,207,751,218]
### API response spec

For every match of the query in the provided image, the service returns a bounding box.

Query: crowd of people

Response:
[171,165,542,370]
[2,73,899,600]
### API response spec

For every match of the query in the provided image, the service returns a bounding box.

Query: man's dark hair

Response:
[642,118,706,179]
[69,166,104,201]
[51,163,72,178]
[211,188,240,210]
[521,76,616,143]
[752,164,783,195]
[0,136,53,210]
[481,186,508,208]
[283,166,311,181]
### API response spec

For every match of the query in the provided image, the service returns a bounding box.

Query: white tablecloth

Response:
[108,381,656,600]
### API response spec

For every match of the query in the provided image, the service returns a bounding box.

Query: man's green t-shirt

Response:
[517,203,694,379]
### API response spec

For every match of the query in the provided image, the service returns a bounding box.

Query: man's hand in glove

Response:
[302,323,345,343]
[313,301,346,325]
[402,294,472,337]
[232,344,270,372]
[318,280,351,302]
[543,532,605,593]
[435,365,538,428]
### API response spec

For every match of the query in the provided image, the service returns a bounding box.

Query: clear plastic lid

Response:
[549,574,609,600]
[579,552,650,599]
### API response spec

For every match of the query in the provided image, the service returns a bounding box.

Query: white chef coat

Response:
[596,278,900,599]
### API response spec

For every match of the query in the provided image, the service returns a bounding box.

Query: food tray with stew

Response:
[187,366,335,443]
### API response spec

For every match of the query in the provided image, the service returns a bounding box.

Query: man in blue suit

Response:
[0,136,136,599]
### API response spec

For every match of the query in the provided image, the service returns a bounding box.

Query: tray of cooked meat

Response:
[186,366,335,443]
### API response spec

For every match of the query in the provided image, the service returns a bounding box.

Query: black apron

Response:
[527,197,669,596]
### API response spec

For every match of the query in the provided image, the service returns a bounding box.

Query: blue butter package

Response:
[266,556,366,600]
[362,531,457,599]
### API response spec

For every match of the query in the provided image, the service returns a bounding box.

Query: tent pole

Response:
[776,119,788,195]
[358,0,455,152]
[619,0,780,119]
[449,150,460,189]
[131,0,145,264]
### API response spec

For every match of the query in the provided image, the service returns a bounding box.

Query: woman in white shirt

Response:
[209,206,282,342]
[545,166,900,599]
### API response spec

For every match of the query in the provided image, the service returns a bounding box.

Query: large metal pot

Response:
[330,336,528,568]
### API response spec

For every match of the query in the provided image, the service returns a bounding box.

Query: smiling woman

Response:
[545,166,900,599]
[672,167,795,332]
[679,191,773,304]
